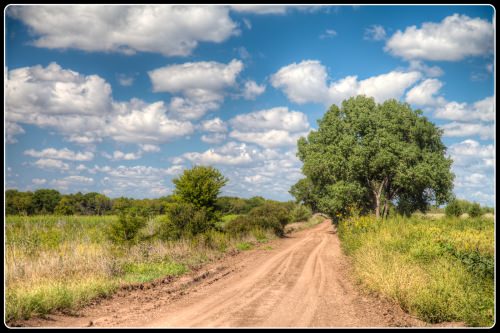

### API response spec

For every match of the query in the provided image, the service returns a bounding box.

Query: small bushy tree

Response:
[160,202,213,240]
[469,202,482,218]
[445,199,462,217]
[173,166,228,209]
[108,210,146,244]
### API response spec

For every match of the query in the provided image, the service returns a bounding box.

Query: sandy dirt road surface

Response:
[19,219,435,328]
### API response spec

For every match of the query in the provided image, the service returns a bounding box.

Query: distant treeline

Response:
[5,189,292,217]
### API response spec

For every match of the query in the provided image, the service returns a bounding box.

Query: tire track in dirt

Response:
[143,221,419,327]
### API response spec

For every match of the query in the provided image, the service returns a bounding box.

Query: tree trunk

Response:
[383,199,389,219]
[371,178,387,220]
[375,194,381,219]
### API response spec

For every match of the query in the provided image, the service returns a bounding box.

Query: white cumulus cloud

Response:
[271,60,421,105]
[109,99,194,143]
[448,139,494,168]
[320,29,337,39]
[182,142,255,166]
[229,107,310,148]
[201,133,227,144]
[230,5,288,15]
[24,147,94,161]
[139,144,161,153]
[230,107,310,132]
[448,139,494,207]
[441,122,494,140]
[405,78,445,106]
[8,5,238,57]
[435,96,494,122]
[89,164,184,197]
[385,14,494,61]
[6,122,25,144]
[6,63,111,143]
[117,74,134,87]
[32,178,47,185]
[148,59,243,120]
[200,117,228,133]
[6,63,194,145]
[270,60,329,104]
[242,80,266,100]
[34,158,70,171]
[103,150,142,161]
[51,175,94,190]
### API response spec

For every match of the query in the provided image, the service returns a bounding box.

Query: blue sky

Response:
[4,5,495,206]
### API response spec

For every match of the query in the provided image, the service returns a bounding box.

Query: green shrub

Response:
[224,215,253,235]
[468,203,481,218]
[290,204,313,222]
[481,206,494,215]
[155,215,182,241]
[200,230,229,252]
[108,212,146,244]
[161,202,215,240]
[188,208,214,236]
[225,202,291,236]
[251,227,268,242]
[445,199,462,217]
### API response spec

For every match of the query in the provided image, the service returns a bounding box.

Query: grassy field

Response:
[5,214,280,323]
[338,214,494,327]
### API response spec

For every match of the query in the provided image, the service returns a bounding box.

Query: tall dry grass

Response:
[5,215,277,322]
[338,214,494,327]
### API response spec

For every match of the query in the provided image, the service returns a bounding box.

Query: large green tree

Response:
[293,96,454,220]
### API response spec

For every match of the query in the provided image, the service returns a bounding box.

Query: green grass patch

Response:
[214,214,241,231]
[121,261,188,284]
[221,214,240,223]
[6,278,118,322]
[338,215,494,327]
[235,242,253,251]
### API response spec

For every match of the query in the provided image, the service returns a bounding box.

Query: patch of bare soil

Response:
[13,220,465,328]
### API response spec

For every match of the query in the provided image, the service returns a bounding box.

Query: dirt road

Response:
[19,219,429,328]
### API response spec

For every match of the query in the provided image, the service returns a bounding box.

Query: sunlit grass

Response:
[338,215,494,327]
[5,214,292,322]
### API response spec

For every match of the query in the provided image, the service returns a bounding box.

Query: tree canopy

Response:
[292,95,455,220]
[172,165,228,219]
